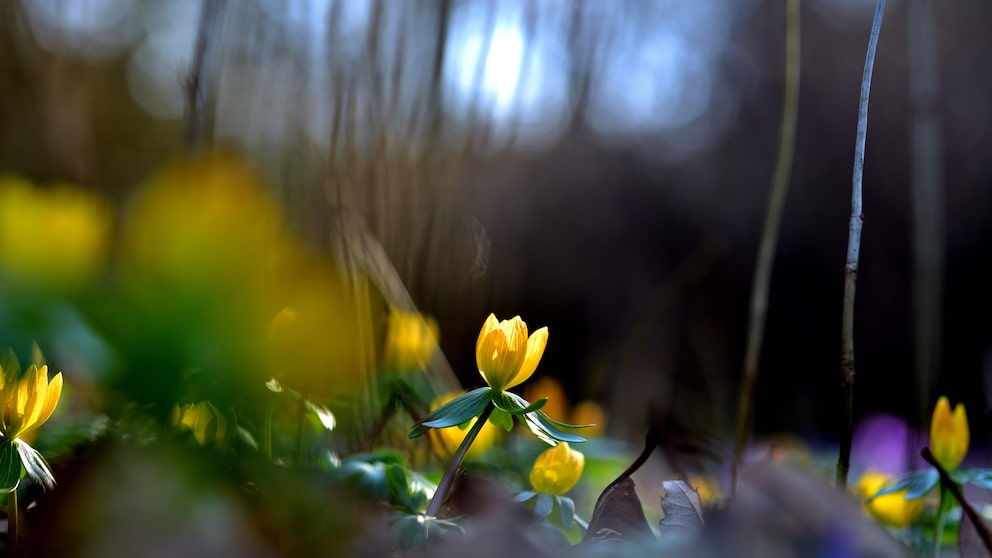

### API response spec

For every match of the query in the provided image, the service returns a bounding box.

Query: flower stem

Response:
[426,402,495,518]
[932,483,952,558]
[8,487,17,551]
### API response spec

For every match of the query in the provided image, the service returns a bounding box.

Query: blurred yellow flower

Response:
[475,314,547,392]
[522,376,568,424]
[687,473,721,505]
[529,442,584,495]
[383,311,439,371]
[173,401,227,446]
[120,154,286,292]
[857,470,923,528]
[571,401,606,437]
[522,376,606,436]
[263,259,371,397]
[930,396,969,471]
[0,176,111,291]
[0,363,63,441]
[428,391,499,459]
[120,155,371,399]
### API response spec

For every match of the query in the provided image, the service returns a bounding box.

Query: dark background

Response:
[2,0,991,452]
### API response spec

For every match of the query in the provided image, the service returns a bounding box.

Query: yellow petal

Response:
[32,372,63,432]
[505,326,548,390]
[475,314,500,372]
[857,471,923,528]
[529,442,584,495]
[930,396,969,471]
[477,329,521,391]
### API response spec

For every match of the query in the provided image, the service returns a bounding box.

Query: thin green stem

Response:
[733,0,801,494]
[426,402,494,518]
[295,397,307,465]
[837,0,886,490]
[8,487,16,551]
[932,484,950,558]
[262,401,275,460]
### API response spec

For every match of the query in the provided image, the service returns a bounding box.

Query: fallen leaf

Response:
[659,480,704,536]
[582,477,654,542]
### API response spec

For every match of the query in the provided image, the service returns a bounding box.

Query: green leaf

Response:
[0,348,20,377]
[535,492,555,520]
[409,387,492,438]
[489,409,514,431]
[388,513,463,549]
[967,470,992,491]
[337,460,390,502]
[16,440,55,491]
[305,400,336,431]
[868,469,938,501]
[557,495,575,531]
[523,411,587,444]
[491,391,548,415]
[513,490,537,503]
[0,440,21,493]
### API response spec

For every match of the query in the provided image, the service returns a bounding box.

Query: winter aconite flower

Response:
[529,442,584,495]
[930,396,969,471]
[0,364,63,441]
[476,314,548,392]
[857,470,923,528]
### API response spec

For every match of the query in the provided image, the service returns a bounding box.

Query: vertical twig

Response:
[184,0,226,152]
[837,0,886,490]
[732,0,801,493]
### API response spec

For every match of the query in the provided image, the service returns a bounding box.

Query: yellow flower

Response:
[0,364,63,441]
[0,176,111,291]
[930,396,969,471]
[857,470,923,528]
[529,442,584,495]
[475,314,547,392]
[571,401,607,437]
[383,311,439,371]
[173,401,227,446]
[522,376,568,423]
[428,391,499,459]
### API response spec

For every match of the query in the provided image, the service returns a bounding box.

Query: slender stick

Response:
[733,0,801,493]
[184,0,225,152]
[8,487,16,551]
[837,0,886,489]
[425,403,494,518]
[922,447,992,555]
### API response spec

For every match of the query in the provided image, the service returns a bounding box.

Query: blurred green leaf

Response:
[557,495,576,531]
[514,490,537,503]
[388,513,463,549]
[869,469,939,501]
[305,400,336,431]
[535,492,555,520]
[0,440,21,493]
[489,408,514,431]
[16,440,55,491]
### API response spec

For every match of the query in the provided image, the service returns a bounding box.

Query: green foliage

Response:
[333,450,434,514]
